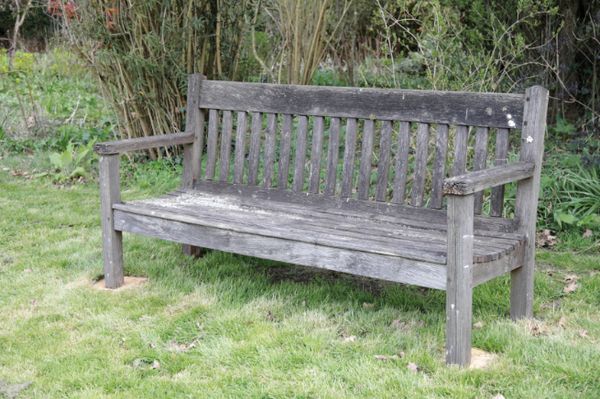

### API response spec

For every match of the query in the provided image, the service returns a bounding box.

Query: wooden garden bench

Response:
[94,75,548,366]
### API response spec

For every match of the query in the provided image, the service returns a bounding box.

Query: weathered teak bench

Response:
[94,74,548,366]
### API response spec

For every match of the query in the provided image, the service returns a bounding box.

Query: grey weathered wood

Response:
[263,113,277,188]
[357,119,375,200]
[199,80,524,128]
[430,124,449,209]
[473,241,524,286]
[411,123,429,206]
[248,112,262,185]
[324,117,341,196]
[99,155,124,289]
[278,114,293,188]
[490,128,509,217]
[114,210,447,289]
[204,109,219,180]
[94,132,194,155]
[392,121,410,204]
[375,120,393,201]
[233,112,247,184]
[181,74,206,257]
[340,118,358,198]
[511,86,548,320]
[452,125,469,176]
[473,127,489,214]
[309,116,325,193]
[292,115,308,192]
[443,162,534,195]
[446,194,474,366]
[219,110,233,182]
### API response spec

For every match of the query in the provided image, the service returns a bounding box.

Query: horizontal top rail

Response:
[198,80,525,128]
[94,132,193,155]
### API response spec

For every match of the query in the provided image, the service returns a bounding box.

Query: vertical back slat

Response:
[205,109,219,180]
[248,112,262,185]
[324,117,341,196]
[375,120,393,201]
[341,118,358,198]
[219,110,233,182]
[392,121,410,204]
[233,112,247,184]
[278,114,293,189]
[411,123,429,206]
[292,115,308,192]
[430,124,449,209]
[357,119,375,200]
[491,128,509,217]
[263,113,277,188]
[309,116,325,193]
[473,127,489,214]
[452,125,469,176]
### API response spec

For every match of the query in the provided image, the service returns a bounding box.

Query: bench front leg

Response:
[446,194,475,366]
[99,154,124,288]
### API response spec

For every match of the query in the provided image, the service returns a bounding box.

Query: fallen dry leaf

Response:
[492,394,506,399]
[558,316,567,328]
[474,321,485,329]
[374,354,399,361]
[524,319,550,336]
[536,229,557,248]
[583,229,593,238]
[406,362,419,373]
[579,329,589,338]
[362,302,375,310]
[151,360,160,369]
[342,335,357,343]
[564,274,578,294]
[470,348,498,369]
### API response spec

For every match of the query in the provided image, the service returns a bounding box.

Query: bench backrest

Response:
[186,75,543,216]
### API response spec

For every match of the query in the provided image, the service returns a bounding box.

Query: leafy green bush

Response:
[48,141,96,183]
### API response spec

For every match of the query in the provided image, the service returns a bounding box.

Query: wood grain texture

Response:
[99,155,124,289]
[473,127,489,214]
[94,132,193,155]
[392,121,410,204]
[199,80,524,128]
[341,118,358,198]
[309,116,325,193]
[357,119,375,200]
[324,117,341,196]
[446,194,474,366]
[490,128,509,217]
[511,86,548,320]
[248,112,262,185]
[375,120,393,201]
[444,162,534,195]
[278,114,293,188]
[430,124,449,209]
[293,115,308,192]
[263,113,277,188]
[204,109,219,180]
[411,123,429,206]
[233,112,247,184]
[452,125,469,176]
[219,110,233,182]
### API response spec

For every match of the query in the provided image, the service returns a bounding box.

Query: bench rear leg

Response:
[182,244,205,258]
[446,194,474,366]
[99,155,124,289]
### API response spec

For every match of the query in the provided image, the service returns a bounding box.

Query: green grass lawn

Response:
[1,163,599,398]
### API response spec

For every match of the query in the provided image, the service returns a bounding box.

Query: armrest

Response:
[94,132,194,155]
[443,162,535,196]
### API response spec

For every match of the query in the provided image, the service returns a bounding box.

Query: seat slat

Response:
[219,110,233,182]
[392,121,410,204]
[357,119,375,200]
[233,112,247,184]
[309,116,325,194]
[263,113,277,188]
[473,127,489,214]
[375,120,393,201]
[341,118,358,198]
[205,109,219,180]
[278,114,293,189]
[248,112,262,185]
[411,123,429,206]
[491,128,509,217]
[293,115,308,192]
[430,124,449,209]
[324,117,341,196]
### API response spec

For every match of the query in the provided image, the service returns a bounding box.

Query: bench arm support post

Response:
[445,193,474,366]
[99,154,124,288]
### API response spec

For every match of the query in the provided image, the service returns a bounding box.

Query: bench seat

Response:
[113,181,525,290]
